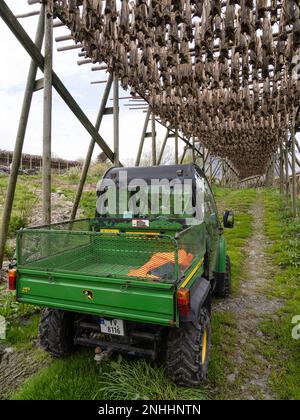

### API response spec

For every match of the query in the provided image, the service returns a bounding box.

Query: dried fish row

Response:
[53,0,300,176]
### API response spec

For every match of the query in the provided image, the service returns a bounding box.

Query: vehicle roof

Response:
[99,164,205,188]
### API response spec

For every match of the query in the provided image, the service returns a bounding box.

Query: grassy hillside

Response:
[1,182,299,400]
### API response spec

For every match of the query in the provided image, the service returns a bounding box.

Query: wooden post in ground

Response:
[152,112,156,165]
[0,6,45,268]
[70,73,113,220]
[0,2,115,163]
[291,122,298,218]
[180,146,187,164]
[42,4,53,225]
[280,143,284,195]
[157,129,170,165]
[265,155,275,187]
[135,108,151,166]
[175,129,179,164]
[113,73,119,167]
[192,137,196,164]
[284,132,290,206]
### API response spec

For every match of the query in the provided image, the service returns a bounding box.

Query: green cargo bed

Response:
[16,219,205,326]
[17,225,178,281]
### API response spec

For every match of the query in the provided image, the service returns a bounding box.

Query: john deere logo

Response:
[83,289,94,301]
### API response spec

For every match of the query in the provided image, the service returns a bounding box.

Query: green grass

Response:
[80,191,97,218]
[5,314,40,350]
[208,312,237,398]
[3,180,299,399]
[214,187,257,293]
[0,175,38,258]
[11,351,207,400]
[207,187,257,398]
[0,286,40,350]
[3,185,264,400]
[0,288,39,321]
[258,188,300,400]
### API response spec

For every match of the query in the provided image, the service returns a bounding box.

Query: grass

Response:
[2,180,299,399]
[8,186,258,400]
[11,352,207,400]
[5,314,40,350]
[0,287,39,321]
[208,312,238,398]
[207,187,257,397]
[80,191,97,218]
[214,187,257,293]
[0,285,40,350]
[258,188,300,400]
[0,174,38,258]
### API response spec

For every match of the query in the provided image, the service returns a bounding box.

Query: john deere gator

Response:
[11,164,234,386]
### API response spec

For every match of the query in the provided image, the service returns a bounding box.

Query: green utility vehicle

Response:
[12,164,234,386]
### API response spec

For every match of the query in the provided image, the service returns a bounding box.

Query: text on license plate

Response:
[99,318,124,336]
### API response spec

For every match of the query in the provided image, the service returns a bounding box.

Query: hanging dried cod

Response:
[53,0,300,178]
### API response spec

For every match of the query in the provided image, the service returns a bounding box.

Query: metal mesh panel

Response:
[176,224,205,279]
[29,219,91,232]
[18,222,178,283]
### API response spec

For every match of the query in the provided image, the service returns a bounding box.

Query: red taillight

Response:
[8,269,17,291]
[177,288,190,317]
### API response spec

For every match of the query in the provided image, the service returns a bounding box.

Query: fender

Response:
[180,277,210,323]
[215,235,227,274]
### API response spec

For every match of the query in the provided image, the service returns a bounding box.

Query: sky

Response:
[0,0,180,164]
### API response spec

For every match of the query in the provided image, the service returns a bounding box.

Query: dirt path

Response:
[0,345,50,400]
[214,194,283,400]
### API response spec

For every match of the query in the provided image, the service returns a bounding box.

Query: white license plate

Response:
[99,318,124,336]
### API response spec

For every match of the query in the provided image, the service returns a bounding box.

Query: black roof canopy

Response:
[98,164,205,190]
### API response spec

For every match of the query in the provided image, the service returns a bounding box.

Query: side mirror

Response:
[223,210,234,228]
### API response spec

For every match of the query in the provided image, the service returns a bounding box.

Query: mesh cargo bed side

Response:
[17,227,178,282]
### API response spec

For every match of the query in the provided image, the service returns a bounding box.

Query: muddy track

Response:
[0,346,50,400]
[214,194,283,400]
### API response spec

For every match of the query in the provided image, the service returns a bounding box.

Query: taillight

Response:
[177,288,190,317]
[8,269,17,291]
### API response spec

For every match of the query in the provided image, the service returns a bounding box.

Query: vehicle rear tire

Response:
[39,308,76,358]
[214,255,231,298]
[166,308,211,387]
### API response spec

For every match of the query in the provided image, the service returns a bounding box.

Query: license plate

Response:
[99,318,124,336]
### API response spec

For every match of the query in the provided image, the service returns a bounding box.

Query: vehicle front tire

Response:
[166,308,211,387]
[39,308,76,358]
[214,255,231,298]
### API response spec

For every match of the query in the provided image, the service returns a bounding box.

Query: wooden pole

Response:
[135,107,151,166]
[291,122,298,217]
[0,5,45,268]
[157,129,169,165]
[212,160,222,179]
[175,129,179,165]
[192,136,196,164]
[280,143,284,195]
[285,136,290,206]
[113,73,119,166]
[180,146,187,164]
[70,73,113,220]
[0,2,115,163]
[152,112,157,165]
[42,4,53,225]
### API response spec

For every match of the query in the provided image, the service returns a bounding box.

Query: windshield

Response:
[96,176,205,223]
